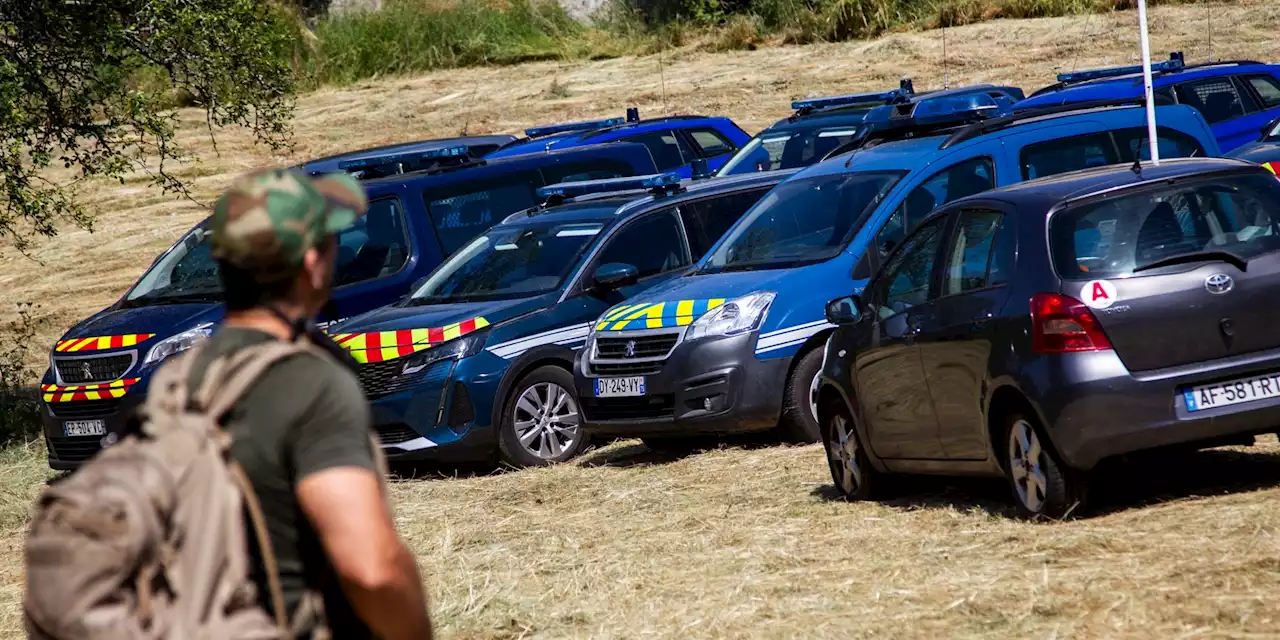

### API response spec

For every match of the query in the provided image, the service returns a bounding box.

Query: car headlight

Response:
[400,329,489,376]
[142,322,215,366]
[686,291,775,341]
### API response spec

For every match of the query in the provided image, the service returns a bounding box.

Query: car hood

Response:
[328,294,553,363]
[594,263,845,336]
[54,302,222,354]
[1227,141,1280,166]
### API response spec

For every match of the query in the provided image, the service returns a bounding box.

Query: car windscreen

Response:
[717,125,865,176]
[124,226,222,305]
[701,170,906,273]
[406,222,605,305]
[1049,172,1280,280]
[1265,119,1280,142]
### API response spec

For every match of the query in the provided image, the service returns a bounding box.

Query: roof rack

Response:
[817,93,1011,161]
[535,172,684,205]
[336,145,481,179]
[790,79,915,116]
[526,117,625,139]
[941,96,1173,149]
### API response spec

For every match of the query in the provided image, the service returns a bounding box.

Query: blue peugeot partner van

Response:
[40,142,658,469]
[574,97,1220,449]
[325,169,795,467]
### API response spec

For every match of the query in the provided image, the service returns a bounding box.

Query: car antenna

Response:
[1206,1,1213,63]
[941,24,949,90]
[658,33,669,115]
[461,82,479,136]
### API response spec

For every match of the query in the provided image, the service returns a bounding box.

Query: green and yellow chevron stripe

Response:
[595,298,726,331]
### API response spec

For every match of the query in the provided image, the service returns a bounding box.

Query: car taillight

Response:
[1030,292,1112,353]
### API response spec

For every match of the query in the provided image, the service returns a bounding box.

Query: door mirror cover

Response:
[593,263,640,290]
[825,295,862,325]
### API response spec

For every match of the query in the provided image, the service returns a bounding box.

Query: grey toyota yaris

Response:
[817,157,1280,519]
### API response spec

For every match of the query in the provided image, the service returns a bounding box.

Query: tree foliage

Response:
[0,0,299,253]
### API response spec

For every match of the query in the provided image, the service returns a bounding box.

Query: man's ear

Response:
[303,246,326,291]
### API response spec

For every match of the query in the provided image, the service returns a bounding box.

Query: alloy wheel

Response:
[827,413,862,495]
[1008,419,1048,514]
[808,370,821,424]
[513,382,580,460]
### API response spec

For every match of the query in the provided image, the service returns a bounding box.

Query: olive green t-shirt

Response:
[189,327,375,639]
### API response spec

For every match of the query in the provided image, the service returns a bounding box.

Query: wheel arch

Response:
[489,345,577,429]
[984,382,1055,472]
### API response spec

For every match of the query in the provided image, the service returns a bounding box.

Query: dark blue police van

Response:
[325,169,794,467]
[717,81,1025,176]
[574,96,1220,451]
[40,142,659,470]
[487,109,751,179]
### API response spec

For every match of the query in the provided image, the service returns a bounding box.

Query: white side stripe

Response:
[488,323,592,359]
[382,437,437,452]
[758,319,828,340]
[755,322,834,353]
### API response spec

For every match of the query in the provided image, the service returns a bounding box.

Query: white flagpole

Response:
[1137,0,1160,166]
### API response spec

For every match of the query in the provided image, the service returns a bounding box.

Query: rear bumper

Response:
[576,331,788,437]
[1034,349,1280,469]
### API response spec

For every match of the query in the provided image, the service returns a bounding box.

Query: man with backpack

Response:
[24,170,434,639]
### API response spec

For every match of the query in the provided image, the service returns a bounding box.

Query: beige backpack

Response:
[24,340,321,640]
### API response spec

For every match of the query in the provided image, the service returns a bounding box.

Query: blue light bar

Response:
[525,117,625,138]
[536,172,682,200]
[1056,52,1185,84]
[863,93,1008,127]
[337,145,470,171]
[792,88,908,112]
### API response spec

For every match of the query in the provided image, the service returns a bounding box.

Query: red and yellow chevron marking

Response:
[42,378,140,403]
[1263,161,1278,176]
[54,334,156,353]
[331,317,490,364]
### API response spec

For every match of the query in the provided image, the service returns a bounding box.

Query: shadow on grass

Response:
[809,445,1280,519]
[578,432,787,469]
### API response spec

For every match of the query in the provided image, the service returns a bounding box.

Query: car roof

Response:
[356,142,648,190]
[948,157,1262,215]
[299,134,516,175]
[1020,61,1278,108]
[492,115,732,156]
[763,84,1025,134]
[795,104,1204,178]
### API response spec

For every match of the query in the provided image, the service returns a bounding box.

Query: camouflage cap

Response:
[210,169,367,282]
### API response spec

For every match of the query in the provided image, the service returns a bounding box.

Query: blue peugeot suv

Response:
[574,97,1219,450]
[486,109,751,178]
[1018,52,1280,153]
[325,170,794,467]
[717,81,1025,176]
[39,142,659,470]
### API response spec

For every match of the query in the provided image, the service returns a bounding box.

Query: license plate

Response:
[594,376,646,397]
[1183,372,1280,412]
[63,420,105,437]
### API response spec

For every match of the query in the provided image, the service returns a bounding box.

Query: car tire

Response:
[821,397,883,501]
[497,366,590,468]
[777,348,823,444]
[640,435,717,453]
[1002,413,1087,520]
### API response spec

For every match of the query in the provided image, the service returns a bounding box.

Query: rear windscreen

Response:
[1049,172,1280,280]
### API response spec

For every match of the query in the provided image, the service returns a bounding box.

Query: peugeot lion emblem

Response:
[80,361,93,380]
[624,340,637,358]
[1205,273,1234,295]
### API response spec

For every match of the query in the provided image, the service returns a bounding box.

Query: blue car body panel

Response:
[40,143,659,470]
[299,135,517,176]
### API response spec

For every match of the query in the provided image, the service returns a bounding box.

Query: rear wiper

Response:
[1132,250,1248,274]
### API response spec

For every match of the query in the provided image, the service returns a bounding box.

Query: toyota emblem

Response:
[1205,273,1234,295]
[623,340,637,358]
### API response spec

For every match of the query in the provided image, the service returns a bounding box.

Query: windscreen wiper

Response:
[1132,249,1248,274]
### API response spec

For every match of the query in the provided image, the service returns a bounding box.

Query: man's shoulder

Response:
[261,348,363,403]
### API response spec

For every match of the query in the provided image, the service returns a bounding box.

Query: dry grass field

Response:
[3,2,1280,638]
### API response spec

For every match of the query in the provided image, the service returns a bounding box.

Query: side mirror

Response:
[592,263,639,291]
[825,295,862,325]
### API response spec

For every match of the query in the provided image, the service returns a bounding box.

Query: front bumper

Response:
[1034,348,1280,470]
[42,386,148,471]
[576,330,789,437]
[366,355,502,463]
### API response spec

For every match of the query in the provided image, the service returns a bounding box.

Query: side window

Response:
[1020,133,1118,180]
[942,210,1009,296]
[687,128,736,157]
[595,210,690,279]
[1114,126,1206,162]
[1174,78,1249,124]
[678,188,771,258]
[541,159,634,184]
[874,157,994,260]
[874,218,946,317]
[425,179,538,257]
[334,198,410,286]
[623,131,692,171]
[1245,74,1280,109]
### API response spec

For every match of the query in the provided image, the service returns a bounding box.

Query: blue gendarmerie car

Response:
[39,142,659,470]
[717,80,1025,176]
[486,109,751,179]
[325,169,794,467]
[573,96,1220,451]
[1227,116,1280,172]
[1018,52,1280,153]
